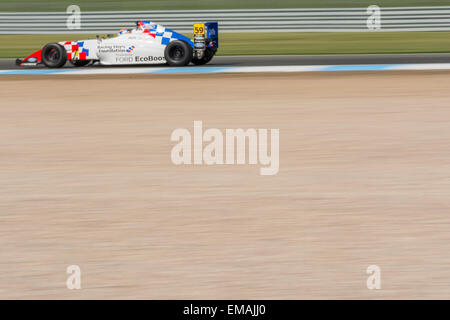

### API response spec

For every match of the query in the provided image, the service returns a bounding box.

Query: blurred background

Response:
[1,0,450,58]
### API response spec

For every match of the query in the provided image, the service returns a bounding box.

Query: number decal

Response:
[194,23,205,35]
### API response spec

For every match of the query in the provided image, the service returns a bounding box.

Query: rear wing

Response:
[193,22,219,49]
[205,22,219,48]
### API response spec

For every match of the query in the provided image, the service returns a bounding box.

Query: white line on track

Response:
[3,63,450,75]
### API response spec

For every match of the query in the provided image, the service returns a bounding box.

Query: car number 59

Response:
[194,23,205,35]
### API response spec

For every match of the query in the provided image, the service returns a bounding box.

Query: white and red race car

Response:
[16,20,218,68]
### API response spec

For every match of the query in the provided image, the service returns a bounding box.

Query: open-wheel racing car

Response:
[16,21,219,68]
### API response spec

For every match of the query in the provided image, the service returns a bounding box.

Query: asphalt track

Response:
[2,53,450,70]
[3,72,450,299]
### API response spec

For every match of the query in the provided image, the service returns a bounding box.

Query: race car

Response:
[16,20,219,68]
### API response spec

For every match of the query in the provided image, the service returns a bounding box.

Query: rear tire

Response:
[41,43,67,68]
[191,48,215,66]
[164,40,192,66]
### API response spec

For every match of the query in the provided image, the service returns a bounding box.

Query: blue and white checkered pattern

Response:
[155,32,173,45]
[141,21,193,47]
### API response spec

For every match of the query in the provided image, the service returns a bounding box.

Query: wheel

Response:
[164,40,192,66]
[41,43,67,68]
[191,48,215,66]
[70,60,91,67]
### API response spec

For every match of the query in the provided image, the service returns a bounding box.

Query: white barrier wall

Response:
[2,7,450,34]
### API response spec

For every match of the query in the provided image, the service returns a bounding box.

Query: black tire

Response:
[164,40,193,66]
[70,60,91,67]
[191,48,215,66]
[41,43,67,68]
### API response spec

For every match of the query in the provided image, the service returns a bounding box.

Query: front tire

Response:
[164,40,192,66]
[41,43,67,68]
